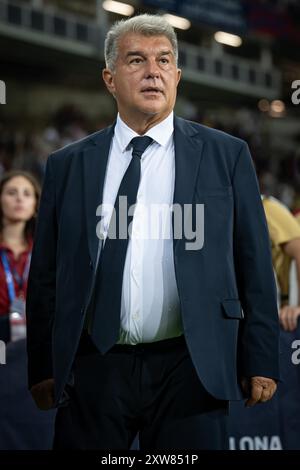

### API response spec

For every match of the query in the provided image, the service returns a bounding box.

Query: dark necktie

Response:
[90,135,153,353]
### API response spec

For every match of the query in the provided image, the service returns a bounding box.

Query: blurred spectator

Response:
[0,170,40,343]
[262,196,300,331]
[0,170,56,450]
[0,104,89,182]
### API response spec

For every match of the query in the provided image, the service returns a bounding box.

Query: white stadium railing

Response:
[0,0,281,98]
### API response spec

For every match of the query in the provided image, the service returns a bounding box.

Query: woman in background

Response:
[0,170,40,343]
[0,170,55,450]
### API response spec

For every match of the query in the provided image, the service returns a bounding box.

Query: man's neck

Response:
[118,111,173,135]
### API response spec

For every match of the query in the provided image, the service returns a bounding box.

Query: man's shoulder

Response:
[263,196,300,239]
[263,196,290,214]
[175,116,245,149]
[263,196,299,221]
[50,125,114,163]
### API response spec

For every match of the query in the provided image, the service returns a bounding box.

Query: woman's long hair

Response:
[0,170,41,243]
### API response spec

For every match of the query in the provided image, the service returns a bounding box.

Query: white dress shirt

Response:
[99,111,183,345]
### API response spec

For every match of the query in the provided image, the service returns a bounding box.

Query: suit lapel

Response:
[83,124,115,266]
[83,117,204,262]
[173,116,204,251]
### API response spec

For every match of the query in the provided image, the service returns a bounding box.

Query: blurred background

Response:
[0,0,299,208]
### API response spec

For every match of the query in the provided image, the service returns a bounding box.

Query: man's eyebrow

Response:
[159,50,173,56]
[126,51,145,57]
[125,50,173,58]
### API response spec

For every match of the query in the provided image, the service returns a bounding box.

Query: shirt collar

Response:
[115,111,174,153]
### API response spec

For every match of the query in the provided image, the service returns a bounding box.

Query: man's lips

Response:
[141,87,163,94]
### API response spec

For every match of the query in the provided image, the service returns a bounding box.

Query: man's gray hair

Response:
[104,14,178,71]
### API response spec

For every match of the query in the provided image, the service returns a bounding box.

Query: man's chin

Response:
[138,104,166,117]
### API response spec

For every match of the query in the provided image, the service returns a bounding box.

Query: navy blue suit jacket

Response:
[26,116,280,405]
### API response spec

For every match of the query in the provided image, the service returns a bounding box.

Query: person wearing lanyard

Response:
[0,170,40,343]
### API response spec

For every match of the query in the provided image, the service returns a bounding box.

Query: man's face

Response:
[103,33,181,124]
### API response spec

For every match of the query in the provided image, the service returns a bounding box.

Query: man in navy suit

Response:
[26,14,279,449]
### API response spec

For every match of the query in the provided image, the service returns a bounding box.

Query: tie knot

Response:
[130,136,153,159]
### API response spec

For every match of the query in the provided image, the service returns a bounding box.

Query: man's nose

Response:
[144,59,160,78]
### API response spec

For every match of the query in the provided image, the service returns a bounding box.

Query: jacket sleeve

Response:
[232,142,280,380]
[26,154,57,388]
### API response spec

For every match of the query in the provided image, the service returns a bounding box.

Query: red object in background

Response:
[245,0,300,43]
[292,208,300,217]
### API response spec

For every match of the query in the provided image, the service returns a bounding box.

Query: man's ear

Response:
[102,68,116,96]
[176,68,182,86]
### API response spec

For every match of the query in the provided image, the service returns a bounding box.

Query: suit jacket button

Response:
[89,260,93,269]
